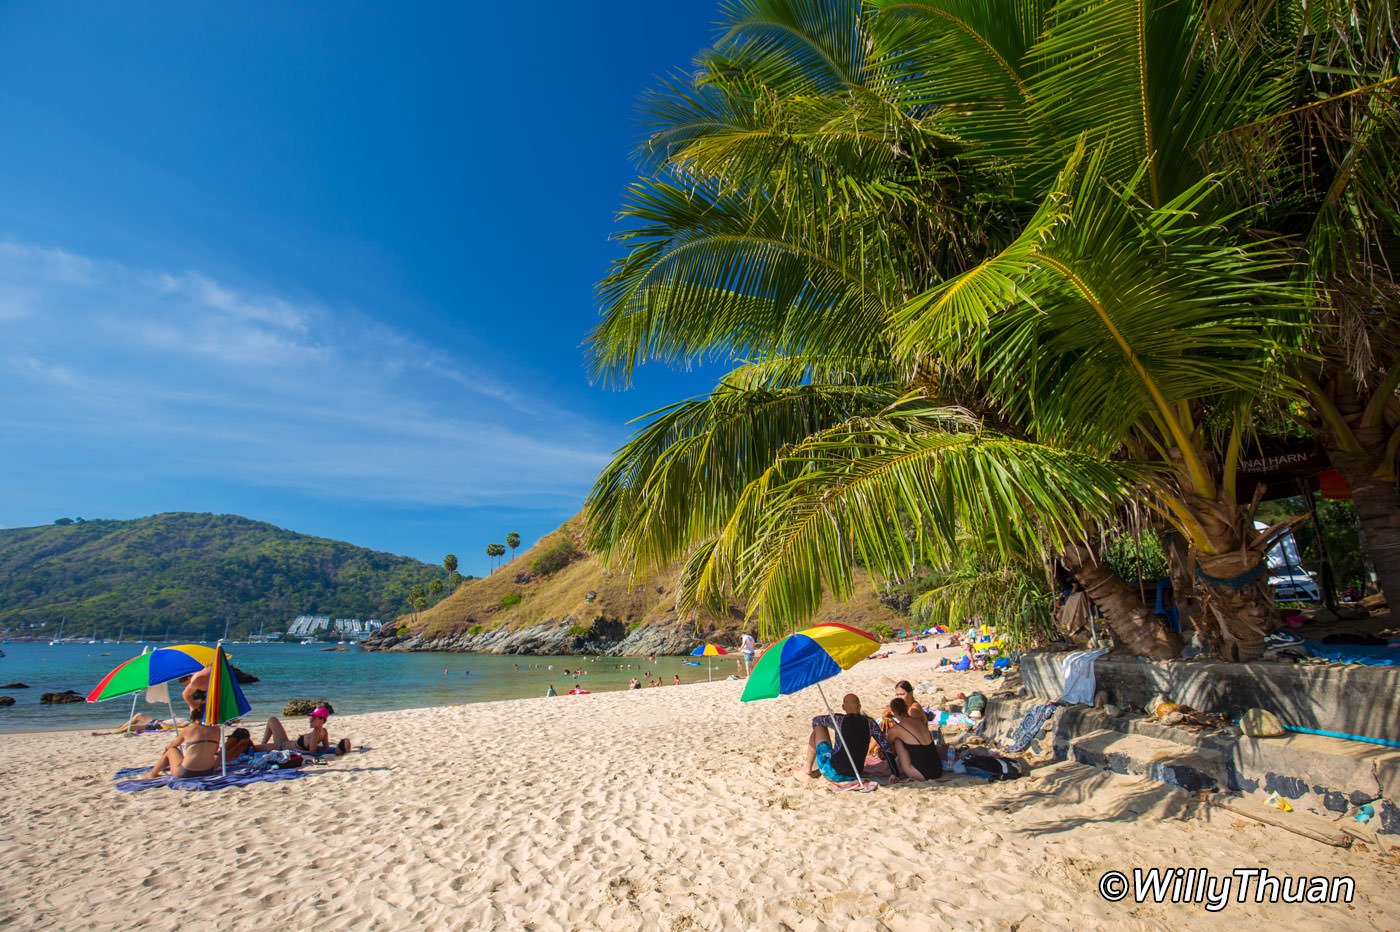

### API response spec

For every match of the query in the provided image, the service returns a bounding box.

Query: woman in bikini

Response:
[256,707,351,754]
[885,697,943,781]
[143,703,223,779]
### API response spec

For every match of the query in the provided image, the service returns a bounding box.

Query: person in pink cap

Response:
[256,706,351,754]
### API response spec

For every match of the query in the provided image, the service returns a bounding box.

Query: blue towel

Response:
[1303,641,1400,666]
[113,765,310,793]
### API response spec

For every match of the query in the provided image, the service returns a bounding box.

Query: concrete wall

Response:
[1021,652,1400,744]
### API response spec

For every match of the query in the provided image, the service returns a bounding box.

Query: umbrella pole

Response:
[816,682,868,790]
[708,658,712,683]
[220,724,226,777]
[125,692,139,738]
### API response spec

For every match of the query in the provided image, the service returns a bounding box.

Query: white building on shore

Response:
[286,615,383,639]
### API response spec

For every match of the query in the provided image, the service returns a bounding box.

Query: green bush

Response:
[530,540,582,577]
[565,622,592,637]
[396,626,412,637]
[467,624,483,635]
[499,592,522,609]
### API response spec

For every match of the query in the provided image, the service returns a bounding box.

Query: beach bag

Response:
[960,752,1027,781]
[965,691,987,718]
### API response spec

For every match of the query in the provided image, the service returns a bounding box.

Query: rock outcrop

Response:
[362,615,733,656]
[40,690,84,704]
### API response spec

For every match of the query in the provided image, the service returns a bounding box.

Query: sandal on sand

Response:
[829,780,878,794]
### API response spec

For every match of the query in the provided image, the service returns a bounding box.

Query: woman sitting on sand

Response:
[885,697,942,781]
[144,703,222,779]
[891,681,928,726]
[256,707,351,755]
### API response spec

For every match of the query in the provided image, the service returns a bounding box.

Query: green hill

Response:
[0,513,442,640]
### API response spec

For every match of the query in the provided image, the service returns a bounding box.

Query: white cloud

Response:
[0,237,619,508]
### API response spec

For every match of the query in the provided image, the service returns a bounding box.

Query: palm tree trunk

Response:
[1327,449,1400,606]
[1170,492,1274,662]
[1060,544,1181,660]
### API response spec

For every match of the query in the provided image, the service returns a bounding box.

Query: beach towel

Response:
[1302,640,1400,666]
[1059,649,1110,705]
[113,766,310,793]
[1002,702,1057,752]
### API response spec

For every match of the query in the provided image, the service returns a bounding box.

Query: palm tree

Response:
[486,543,506,572]
[408,584,425,623]
[506,532,521,560]
[428,578,444,600]
[585,0,1352,660]
[443,553,458,585]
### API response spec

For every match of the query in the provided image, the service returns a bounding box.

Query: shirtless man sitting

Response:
[144,703,222,779]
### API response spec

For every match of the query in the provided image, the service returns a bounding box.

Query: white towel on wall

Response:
[1059,649,1110,705]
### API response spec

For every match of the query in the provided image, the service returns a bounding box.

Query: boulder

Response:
[1240,708,1285,738]
[0,696,14,706]
[283,698,335,717]
[1,682,27,689]
[40,690,84,704]
[230,664,259,684]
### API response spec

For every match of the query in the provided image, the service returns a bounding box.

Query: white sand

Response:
[1,646,1397,930]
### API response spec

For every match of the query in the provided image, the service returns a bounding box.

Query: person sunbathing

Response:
[90,712,174,735]
[885,697,943,781]
[143,703,222,779]
[256,707,351,754]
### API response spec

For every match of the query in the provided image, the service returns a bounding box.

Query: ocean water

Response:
[0,641,743,734]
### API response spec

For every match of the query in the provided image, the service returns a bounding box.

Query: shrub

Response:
[467,624,483,635]
[530,540,581,577]
[499,592,521,609]
[565,622,592,637]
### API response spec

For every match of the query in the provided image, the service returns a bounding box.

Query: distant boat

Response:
[300,637,316,645]
[48,618,65,646]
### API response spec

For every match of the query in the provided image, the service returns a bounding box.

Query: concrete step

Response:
[983,696,1400,833]
[1067,728,1226,793]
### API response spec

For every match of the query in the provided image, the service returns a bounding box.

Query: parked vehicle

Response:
[1270,573,1321,602]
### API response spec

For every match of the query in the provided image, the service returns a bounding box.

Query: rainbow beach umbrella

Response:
[202,644,252,775]
[87,644,223,733]
[87,644,222,702]
[741,623,881,789]
[690,643,728,682]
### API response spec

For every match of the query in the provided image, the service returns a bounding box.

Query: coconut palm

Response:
[588,0,1378,660]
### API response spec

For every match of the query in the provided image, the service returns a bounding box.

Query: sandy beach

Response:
[2,646,1397,931]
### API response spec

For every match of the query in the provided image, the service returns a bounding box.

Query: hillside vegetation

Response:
[0,513,440,639]
[404,513,905,643]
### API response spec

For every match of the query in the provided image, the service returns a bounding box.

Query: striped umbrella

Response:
[202,644,252,776]
[690,643,728,682]
[741,623,881,789]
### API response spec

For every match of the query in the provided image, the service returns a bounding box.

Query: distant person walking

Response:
[740,632,757,675]
[546,685,556,697]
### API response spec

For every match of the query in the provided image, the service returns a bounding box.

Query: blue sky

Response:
[0,2,725,574]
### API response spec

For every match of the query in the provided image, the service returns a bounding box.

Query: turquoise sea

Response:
[0,641,741,734]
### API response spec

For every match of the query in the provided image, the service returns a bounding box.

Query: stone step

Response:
[1068,728,1226,793]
